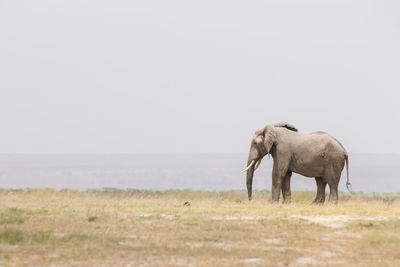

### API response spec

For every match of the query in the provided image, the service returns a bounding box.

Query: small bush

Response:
[88,216,98,222]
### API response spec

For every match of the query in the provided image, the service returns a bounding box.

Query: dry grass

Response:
[0,189,399,266]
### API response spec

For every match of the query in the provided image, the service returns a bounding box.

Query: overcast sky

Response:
[0,0,399,154]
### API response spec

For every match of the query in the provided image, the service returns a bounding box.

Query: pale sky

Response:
[0,0,399,154]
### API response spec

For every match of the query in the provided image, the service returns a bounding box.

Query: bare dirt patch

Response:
[291,215,388,228]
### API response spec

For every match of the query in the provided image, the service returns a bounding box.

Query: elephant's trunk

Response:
[246,159,255,201]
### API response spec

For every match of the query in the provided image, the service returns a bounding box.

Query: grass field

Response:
[0,189,399,266]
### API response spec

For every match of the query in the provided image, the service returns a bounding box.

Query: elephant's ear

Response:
[274,122,298,132]
[263,125,276,154]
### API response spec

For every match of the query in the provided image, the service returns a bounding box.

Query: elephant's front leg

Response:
[271,166,284,203]
[281,171,292,204]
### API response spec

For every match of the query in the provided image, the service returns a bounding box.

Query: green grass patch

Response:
[0,229,55,245]
[181,216,203,226]
[32,231,54,244]
[60,233,98,243]
[366,235,400,245]
[258,217,289,226]
[138,215,158,220]
[0,217,24,225]
[288,235,316,245]
[25,209,49,215]
[0,207,50,225]
[204,237,219,242]
[0,229,25,245]
[2,207,48,216]
[0,229,97,245]
[5,208,24,215]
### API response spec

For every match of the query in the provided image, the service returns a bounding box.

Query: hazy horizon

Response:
[0,153,398,193]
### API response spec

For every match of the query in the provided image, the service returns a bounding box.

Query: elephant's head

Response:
[242,122,298,200]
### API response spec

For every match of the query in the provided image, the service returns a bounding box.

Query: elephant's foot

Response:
[327,199,338,205]
[269,199,280,205]
[312,197,325,205]
[282,197,291,204]
[328,194,338,205]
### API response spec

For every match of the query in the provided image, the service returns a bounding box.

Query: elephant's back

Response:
[303,132,347,156]
[319,135,347,161]
[311,131,328,135]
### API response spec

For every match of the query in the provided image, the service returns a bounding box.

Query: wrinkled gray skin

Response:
[245,122,351,204]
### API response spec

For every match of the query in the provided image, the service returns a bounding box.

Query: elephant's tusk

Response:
[241,160,255,173]
[254,158,262,171]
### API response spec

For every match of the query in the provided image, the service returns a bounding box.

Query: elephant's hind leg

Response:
[312,177,326,204]
[328,183,339,204]
[327,171,342,204]
[281,171,292,204]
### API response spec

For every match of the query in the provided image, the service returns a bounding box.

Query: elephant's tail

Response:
[345,154,353,194]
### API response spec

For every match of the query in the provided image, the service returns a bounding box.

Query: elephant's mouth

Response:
[240,157,263,173]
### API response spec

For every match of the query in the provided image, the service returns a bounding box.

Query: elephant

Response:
[242,122,351,204]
